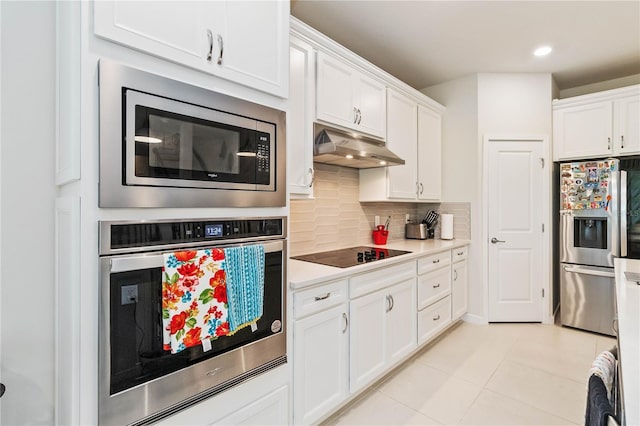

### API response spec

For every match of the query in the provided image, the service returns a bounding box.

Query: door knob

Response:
[491,237,506,244]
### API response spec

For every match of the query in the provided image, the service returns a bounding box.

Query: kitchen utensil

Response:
[423,211,439,229]
[384,216,391,230]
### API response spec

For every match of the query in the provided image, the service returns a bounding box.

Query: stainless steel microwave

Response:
[98,60,286,208]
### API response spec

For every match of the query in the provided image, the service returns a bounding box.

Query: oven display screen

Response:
[205,224,223,238]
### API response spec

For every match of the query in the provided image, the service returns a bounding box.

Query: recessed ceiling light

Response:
[534,46,552,57]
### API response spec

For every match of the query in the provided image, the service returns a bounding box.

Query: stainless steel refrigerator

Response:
[559,159,618,336]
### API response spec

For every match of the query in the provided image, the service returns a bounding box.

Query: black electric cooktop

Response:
[291,246,412,268]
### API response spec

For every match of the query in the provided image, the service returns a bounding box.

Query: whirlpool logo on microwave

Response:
[208,173,218,179]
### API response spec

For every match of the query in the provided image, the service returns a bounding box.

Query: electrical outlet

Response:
[374,215,380,227]
[121,285,138,305]
[405,214,411,224]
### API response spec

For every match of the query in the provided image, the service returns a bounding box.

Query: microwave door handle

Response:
[562,265,615,278]
[621,170,628,258]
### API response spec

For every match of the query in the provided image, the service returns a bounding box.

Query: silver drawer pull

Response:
[433,314,441,321]
[433,283,440,288]
[432,259,440,264]
[342,313,349,333]
[314,293,331,301]
[457,251,464,255]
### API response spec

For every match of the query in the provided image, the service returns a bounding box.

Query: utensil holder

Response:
[372,229,389,245]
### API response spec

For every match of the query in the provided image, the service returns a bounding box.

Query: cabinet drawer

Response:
[350,261,415,299]
[417,266,451,310]
[417,251,451,275]
[294,279,348,319]
[418,296,452,345]
[452,246,468,262]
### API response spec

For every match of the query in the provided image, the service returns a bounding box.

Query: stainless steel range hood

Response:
[313,123,405,169]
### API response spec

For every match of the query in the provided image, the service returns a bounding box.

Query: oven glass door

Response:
[125,89,274,191]
[106,245,283,395]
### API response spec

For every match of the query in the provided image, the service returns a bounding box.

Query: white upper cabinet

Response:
[360,90,443,202]
[553,85,640,160]
[94,1,289,98]
[288,36,316,196]
[615,95,640,155]
[386,90,418,199]
[417,105,442,201]
[316,51,386,138]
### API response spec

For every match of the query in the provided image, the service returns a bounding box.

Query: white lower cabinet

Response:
[293,280,349,425]
[418,295,452,344]
[350,277,416,393]
[452,259,468,320]
[293,304,349,425]
[213,386,289,425]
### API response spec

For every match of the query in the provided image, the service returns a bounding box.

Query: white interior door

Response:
[488,140,543,322]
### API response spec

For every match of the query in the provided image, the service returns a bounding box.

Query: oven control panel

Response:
[101,217,285,253]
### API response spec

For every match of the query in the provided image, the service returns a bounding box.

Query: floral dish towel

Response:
[162,248,230,354]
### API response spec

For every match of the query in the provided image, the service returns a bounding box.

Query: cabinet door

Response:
[553,102,613,160]
[294,304,349,425]
[452,260,468,320]
[213,386,289,425]
[386,279,417,366]
[614,95,640,155]
[386,89,418,199]
[94,1,206,71]
[417,105,442,201]
[288,38,316,196]
[349,289,386,393]
[207,1,289,98]
[355,73,387,138]
[316,52,358,130]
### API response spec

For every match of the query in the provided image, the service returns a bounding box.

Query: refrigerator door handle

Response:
[562,265,615,278]
[621,170,628,258]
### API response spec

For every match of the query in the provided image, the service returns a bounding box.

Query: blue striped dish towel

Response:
[223,244,265,333]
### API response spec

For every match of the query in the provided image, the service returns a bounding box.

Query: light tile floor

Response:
[325,322,615,425]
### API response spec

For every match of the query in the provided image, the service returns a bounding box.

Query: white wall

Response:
[0,2,56,424]
[423,73,553,322]
[422,75,484,318]
[559,73,640,99]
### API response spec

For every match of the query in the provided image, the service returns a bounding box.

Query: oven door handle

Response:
[109,240,284,273]
[562,265,615,278]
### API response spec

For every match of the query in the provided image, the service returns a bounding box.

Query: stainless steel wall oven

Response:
[98,59,286,208]
[98,217,287,425]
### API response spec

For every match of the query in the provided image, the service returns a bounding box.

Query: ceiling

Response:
[291,1,640,91]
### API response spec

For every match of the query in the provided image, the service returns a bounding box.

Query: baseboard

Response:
[462,313,488,325]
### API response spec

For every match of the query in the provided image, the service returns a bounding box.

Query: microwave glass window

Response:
[134,105,259,183]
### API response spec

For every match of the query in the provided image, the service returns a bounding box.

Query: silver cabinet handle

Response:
[357,108,362,124]
[390,295,394,311]
[454,270,458,281]
[491,237,506,244]
[342,312,349,333]
[217,34,224,65]
[432,283,440,289]
[621,135,625,149]
[621,171,628,257]
[314,292,330,301]
[308,167,315,188]
[612,317,618,336]
[608,137,611,150]
[206,29,214,62]
[353,107,358,124]
[433,314,440,321]
[419,183,424,195]
[432,259,440,264]
[385,295,391,312]
[457,251,464,256]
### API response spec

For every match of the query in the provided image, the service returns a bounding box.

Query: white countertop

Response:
[613,258,640,426]
[289,239,470,290]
